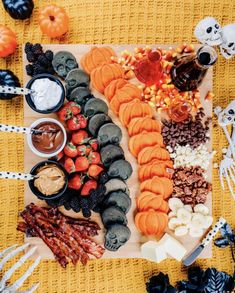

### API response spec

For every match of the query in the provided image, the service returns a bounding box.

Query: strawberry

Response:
[68,174,83,190]
[57,106,72,121]
[76,114,87,129]
[81,180,98,196]
[75,156,89,172]
[50,150,64,161]
[89,139,98,151]
[64,157,76,173]
[88,151,101,164]
[77,145,91,156]
[64,142,78,158]
[72,130,89,145]
[88,164,103,177]
[67,102,81,115]
[67,116,81,131]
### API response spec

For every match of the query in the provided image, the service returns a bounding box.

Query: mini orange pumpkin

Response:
[90,63,124,93]
[128,117,161,136]
[136,191,164,212]
[137,145,171,165]
[81,46,116,74]
[39,4,69,38]
[110,84,142,114]
[119,99,153,127]
[0,25,17,58]
[104,78,128,101]
[135,211,168,235]
[128,131,164,158]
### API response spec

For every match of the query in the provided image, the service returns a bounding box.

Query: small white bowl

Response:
[27,118,67,158]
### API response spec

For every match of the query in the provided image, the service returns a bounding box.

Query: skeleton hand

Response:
[219,155,235,200]
[0,244,40,293]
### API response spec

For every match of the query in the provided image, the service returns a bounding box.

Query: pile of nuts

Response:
[168,144,215,172]
[172,166,212,206]
[162,108,211,150]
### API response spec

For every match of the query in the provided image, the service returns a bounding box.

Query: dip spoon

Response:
[0,124,58,135]
[0,172,62,181]
[0,85,35,96]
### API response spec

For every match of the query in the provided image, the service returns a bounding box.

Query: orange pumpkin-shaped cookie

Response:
[137,145,170,165]
[0,25,17,58]
[110,84,142,114]
[129,131,164,158]
[140,176,173,199]
[135,211,168,235]
[119,99,153,127]
[138,161,174,182]
[91,63,124,93]
[39,4,69,38]
[128,117,161,137]
[81,46,116,74]
[104,78,128,101]
[136,191,164,212]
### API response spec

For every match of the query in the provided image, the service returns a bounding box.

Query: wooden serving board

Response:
[23,44,213,260]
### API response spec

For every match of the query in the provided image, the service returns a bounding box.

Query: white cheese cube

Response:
[159,233,187,261]
[141,241,167,263]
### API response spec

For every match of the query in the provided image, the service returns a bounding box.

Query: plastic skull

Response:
[194,17,222,46]
[220,24,235,59]
[52,51,78,78]
[220,100,235,125]
[104,224,131,251]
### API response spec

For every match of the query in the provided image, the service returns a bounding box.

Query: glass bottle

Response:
[170,45,217,91]
[134,50,164,86]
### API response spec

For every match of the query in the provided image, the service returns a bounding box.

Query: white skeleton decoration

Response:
[215,101,235,200]
[194,17,223,46]
[0,244,40,293]
[220,23,235,59]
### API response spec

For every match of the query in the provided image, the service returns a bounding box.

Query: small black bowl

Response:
[25,74,65,114]
[29,160,68,201]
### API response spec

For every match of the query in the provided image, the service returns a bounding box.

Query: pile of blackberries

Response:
[46,172,108,218]
[25,42,55,76]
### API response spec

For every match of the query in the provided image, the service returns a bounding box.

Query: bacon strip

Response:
[18,204,105,267]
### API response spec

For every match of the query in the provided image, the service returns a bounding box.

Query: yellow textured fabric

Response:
[0,0,234,292]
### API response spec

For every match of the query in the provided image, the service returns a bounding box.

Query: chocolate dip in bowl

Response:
[27,118,67,158]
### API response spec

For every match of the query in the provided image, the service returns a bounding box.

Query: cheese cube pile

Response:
[141,233,187,263]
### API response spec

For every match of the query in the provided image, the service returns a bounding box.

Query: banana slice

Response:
[189,227,204,238]
[168,217,182,230]
[194,204,209,215]
[203,215,213,229]
[177,208,192,224]
[174,225,188,237]
[184,205,193,213]
[168,198,184,212]
[168,211,176,218]
[191,213,205,229]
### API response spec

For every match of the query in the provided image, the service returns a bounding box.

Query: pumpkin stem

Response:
[49,15,55,21]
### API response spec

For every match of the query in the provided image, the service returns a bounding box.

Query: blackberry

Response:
[25,64,34,76]
[38,55,50,66]
[45,50,54,61]
[46,66,55,75]
[64,201,71,210]
[70,196,81,213]
[33,63,46,75]
[98,172,109,184]
[24,42,32,54]
[32,43,43,55]
[46,198,60,207]
[82,208,91,218]
[26,51,36,63]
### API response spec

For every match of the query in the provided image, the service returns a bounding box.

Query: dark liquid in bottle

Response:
[170,52,211,91]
